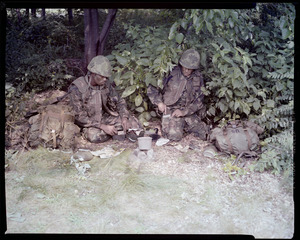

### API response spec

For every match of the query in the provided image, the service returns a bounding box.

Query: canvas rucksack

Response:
[209,120,264,156]
[28,104,80,150]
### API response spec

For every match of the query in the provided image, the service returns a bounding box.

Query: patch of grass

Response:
[17,188,31,202]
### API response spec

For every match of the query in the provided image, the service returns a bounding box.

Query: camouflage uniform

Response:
[147,49,208,141]
[68,56,141,143]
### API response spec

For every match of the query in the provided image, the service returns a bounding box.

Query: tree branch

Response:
[97,9,118,55]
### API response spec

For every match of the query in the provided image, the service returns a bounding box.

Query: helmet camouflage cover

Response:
[87,55,112,77]
[179,49,200,70]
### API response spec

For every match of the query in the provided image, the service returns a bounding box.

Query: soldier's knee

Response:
[188,122,209,141]
[83,127,111,143]
[164,128,183,141]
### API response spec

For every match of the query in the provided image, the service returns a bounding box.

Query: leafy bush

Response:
[168,4,294,136]
[256,128,293,174]
[251,127,294,187]
[6,12,84,92]
[107,23,183,126]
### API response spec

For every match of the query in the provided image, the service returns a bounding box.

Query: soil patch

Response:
[5,135,294,237]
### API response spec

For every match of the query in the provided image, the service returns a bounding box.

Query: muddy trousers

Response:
[162,113,208,141]
[83,114,141,143]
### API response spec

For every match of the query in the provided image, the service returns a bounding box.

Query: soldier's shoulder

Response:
[170,66,181,76]
[193,69,202,77]
[72,76,89,94]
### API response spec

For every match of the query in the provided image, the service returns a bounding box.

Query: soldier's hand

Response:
[122,117,129,132]
[100,124,117,136]
[172,109,184,118]
[158,102,167,114]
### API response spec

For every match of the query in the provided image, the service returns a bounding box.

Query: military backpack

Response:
[209,120,264,156]
[28,104,80,150]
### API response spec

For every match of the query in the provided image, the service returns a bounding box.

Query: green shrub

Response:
[108,23,182,126]
[6,13,84,92]
[249,127,294,190]
[168,4,295,136]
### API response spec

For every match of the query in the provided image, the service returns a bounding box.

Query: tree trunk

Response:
[97,9,117,55]
[83,9,99,70]
[42,8,46,20]
[25,8,29,19]
[31,8,36,18]
[16,8,21,22]
[68,8,73,25]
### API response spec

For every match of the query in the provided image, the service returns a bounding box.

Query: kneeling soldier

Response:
[147,49,209,141]
[68,55,142,143]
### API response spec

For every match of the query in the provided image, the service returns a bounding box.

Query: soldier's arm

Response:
[109,84,130,119]
[182,94,204,116]
[147,84,163,106]
[68,85,94,128]
[181,75,205,116]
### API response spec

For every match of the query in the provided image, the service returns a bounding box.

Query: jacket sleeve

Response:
[68,85,94,128]
[181,74,205,117]
[182,93,205,116]
[108,84,130,119]
[147,84,163,106]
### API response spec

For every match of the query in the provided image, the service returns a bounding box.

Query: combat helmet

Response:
[179,49,200,70]
[87,55,112,77]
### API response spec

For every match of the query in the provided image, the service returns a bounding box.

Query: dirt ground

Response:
[5,135,294,238]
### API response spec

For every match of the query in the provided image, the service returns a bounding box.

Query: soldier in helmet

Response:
[147,49,209,141]
[68,55,142,144]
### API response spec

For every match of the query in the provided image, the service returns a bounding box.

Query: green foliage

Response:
[223,161,248,181]
[108,24,182,126]
[6,12,84,92]
[168,4,295,135]
[5,83,36,123]
[252,127,293,177]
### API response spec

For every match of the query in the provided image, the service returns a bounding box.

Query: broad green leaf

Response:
[232,78,242,89]
[105,55,115,61]
[135,107,144,113]
[266,99,275,108]
[116,55,128,66]
[136,58,150,66]
[212,53,220,64]
[121,85,137,98]
[214,17,221,26]
[208,106,216,116]
[218,101,227,113]
[113,72,122,86]
[120,71,133,80]
[231,11,238,21]
[228,18,234,28]
[205,21,213,34]
[195,21,204,34]
[135,94,143,106]
[241,101,250,115]
[234,100,240,111]
[145,72,157,87]
[181,19,188,30]
[175,33,184,44]
[169,22,179,40]
[211,43,219,50]
[282,28,292,40]
[143,101,148,111]
[141,111,151,121]
[234,89,247,97]
[276,81,285,91]
[257,90,266,100]
[253,99,261,111]
[287,41,294,49]
[200,52,207,67]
